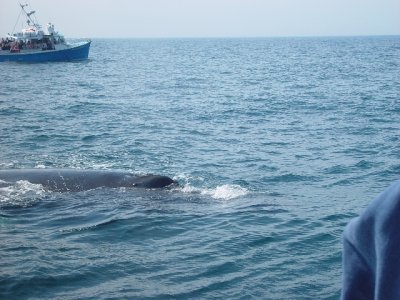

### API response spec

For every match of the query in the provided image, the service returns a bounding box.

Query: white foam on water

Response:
[202,184,249,200]
[34,164,46,169]
[174,173,249,200]
[180,185,201,194]
[180,184,249,200]
[0,180,45,207]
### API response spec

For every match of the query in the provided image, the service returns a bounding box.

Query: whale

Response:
[0,169,177,192]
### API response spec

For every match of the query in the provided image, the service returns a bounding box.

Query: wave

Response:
[59,217,120,234]
[262,173,316,183]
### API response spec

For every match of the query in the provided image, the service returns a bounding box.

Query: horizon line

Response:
[67,34,400,40]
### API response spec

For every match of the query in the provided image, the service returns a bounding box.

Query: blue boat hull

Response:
[0,41,91,62]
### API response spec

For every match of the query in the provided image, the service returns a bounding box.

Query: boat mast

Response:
[19,3,41,30]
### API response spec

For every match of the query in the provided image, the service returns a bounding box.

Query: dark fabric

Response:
[341,180,400,299]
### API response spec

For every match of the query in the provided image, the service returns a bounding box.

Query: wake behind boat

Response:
[0,3,91,62]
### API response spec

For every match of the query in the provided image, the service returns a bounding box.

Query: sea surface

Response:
[0,36,399,299]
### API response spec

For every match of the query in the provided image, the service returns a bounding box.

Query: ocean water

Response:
[0,36,399,299]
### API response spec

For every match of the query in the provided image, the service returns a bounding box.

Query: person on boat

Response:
[0,38,11,50]
[18,40,24,50]
[341,179,400,299]
[10,42,20,53]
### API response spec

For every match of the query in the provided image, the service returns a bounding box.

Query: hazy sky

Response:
[1,0,399,38]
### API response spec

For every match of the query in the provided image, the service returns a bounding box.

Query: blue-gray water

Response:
[0,36,399,299]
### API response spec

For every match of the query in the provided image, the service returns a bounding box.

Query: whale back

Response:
[129,175,177,188]
[0,169,176,192]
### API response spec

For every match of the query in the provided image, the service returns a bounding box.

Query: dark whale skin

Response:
[0,169,177,192]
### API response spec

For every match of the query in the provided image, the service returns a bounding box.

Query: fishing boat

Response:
[0,4,91,62]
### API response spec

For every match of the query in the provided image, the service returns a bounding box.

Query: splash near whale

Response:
[0,169,177,192]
